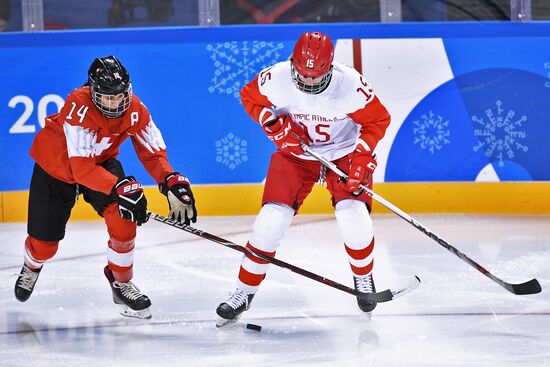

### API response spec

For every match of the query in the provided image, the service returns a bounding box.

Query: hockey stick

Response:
[301,143,541,296]
[146,211,420,303]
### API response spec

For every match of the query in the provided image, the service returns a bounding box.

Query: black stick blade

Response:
[358,276,421,303]
[507,278,542,295]
[358,289,394,303]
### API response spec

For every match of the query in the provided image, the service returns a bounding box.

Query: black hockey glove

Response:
[159,172,197,225]
[111,176,148,225]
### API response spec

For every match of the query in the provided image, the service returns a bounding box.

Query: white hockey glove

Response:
[159,172,197,225]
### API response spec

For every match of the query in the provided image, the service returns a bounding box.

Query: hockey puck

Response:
[246,323,262,331]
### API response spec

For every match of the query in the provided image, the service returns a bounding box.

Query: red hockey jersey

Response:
[30,86,173,195]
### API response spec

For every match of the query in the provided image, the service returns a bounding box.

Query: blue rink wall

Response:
[1,22,550,220]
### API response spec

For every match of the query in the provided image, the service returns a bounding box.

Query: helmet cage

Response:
[90,83,132,118]
[291,62,333,94]
[88,56,132,118]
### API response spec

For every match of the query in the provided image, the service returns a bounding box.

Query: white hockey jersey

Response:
[241,60,391,161]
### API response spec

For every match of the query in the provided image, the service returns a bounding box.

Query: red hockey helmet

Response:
[291,32,335,94]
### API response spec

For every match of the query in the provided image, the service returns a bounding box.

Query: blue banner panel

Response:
[0,35,295,190]
[1,22,550,191]
[386,35,550,182]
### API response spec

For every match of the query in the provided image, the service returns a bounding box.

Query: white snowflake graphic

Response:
[207,41,285,99]
[472,100,528,167]
[545,62,550,88]
[215,133,248,170]
[412,110,451,154]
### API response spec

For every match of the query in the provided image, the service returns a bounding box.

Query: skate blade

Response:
[216,314,242,328]
[118,305,152,319]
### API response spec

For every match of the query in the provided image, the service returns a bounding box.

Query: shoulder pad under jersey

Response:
[331,61,378,113]
[257,61,293,105]
[61,87,102,130]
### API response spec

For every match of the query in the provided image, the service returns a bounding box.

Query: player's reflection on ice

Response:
[5,310,157,349]
[7,311,104,346]
[215,318,371,362]
[358,327,380,347]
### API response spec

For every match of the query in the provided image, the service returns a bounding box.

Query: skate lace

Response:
[114,281,144,301]
[355,275,374,293]
[17,267,39,291]
[226,288,248,309]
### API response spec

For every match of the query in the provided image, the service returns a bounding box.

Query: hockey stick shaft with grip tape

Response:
[147,211,420,303]
[300,143,541,296]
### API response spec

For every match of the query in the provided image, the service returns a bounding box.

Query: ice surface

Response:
[1,214,549,366]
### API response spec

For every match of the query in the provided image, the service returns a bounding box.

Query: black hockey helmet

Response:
[88,55,132,118]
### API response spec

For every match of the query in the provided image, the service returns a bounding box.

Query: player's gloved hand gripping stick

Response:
[111,176,148,225]
[340,143,377,196]
[262,114,310,156]
[299,141,541,296]
[159,172,197,225]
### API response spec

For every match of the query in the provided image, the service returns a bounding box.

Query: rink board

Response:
[2,181,550,222]
[1,22,550,220]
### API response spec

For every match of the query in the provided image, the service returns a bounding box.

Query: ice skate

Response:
[14,264,42,302]
[354,274,377,316]
[216,288,255,328]
[104,266,152,319]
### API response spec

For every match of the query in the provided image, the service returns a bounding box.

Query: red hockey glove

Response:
[111,176,148,225]
[262,115,310,155]
[159,172,197,225]
[342,144,377,195]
